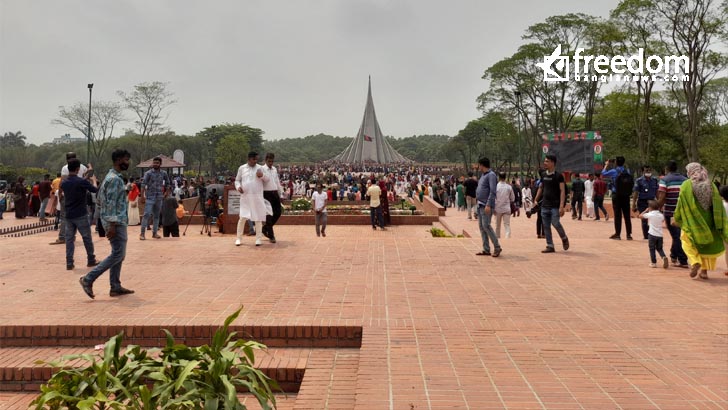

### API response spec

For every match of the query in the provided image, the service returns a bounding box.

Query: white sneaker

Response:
[649,263,657,268]
[235,238,241,246]
[255,238,262,246]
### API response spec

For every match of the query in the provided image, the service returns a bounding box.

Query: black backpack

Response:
[615,170,634,197]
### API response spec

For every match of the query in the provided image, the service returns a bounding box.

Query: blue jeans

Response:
[141,197,162,236]
[664,215,688,264]
[315,211,327,235]
[85,224,127,291]
[541,207,567,249]
[39,197,49,219]
[65,215,96,266]
[370,206,384,228]
[477,205,500,253]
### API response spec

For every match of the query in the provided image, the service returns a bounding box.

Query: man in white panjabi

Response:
[234,151,269,246]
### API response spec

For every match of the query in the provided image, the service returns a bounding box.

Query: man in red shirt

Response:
[592,172,609,221]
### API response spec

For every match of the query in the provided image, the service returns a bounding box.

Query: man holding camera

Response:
[602,156,633,240]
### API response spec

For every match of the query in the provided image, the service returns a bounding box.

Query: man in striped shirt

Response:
[657,160,689,268]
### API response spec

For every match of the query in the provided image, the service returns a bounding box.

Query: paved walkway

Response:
[0,210,726,409]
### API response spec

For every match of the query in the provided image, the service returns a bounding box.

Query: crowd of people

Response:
[1,150,727,300]
[465,154,728,280]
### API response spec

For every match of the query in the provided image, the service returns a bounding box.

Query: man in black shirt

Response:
[463,172,478,220]
[533,154,570,253]
[61,159,99,270]
[570,174,585,220]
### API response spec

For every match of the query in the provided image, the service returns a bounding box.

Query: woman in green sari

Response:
[673,163,728,279]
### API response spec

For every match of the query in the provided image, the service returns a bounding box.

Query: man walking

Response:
[657,160,689,267]
[592,172,609,221]
[62,159,99,270]
[312,183,328,237]
[463,172,478,220]
[570,174,585,220]
[475,157,501,257]
[79,149,135,299]
[235,151,268,246]
[140,157,171,240]
[533,154,570,253]
[261,153,282,243]
[584,174,594,218]
[50,152,89,245]
[39,174,52,221]
[632,165,659,240]
[602,156,633,240]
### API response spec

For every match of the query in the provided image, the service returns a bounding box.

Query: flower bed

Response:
[283,204,424,216]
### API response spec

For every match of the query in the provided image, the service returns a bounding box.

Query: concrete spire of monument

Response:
[332,77,411,164]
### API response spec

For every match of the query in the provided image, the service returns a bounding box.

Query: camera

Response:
[525,202,541,218]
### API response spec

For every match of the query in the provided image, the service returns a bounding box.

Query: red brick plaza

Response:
[0,210,726,409]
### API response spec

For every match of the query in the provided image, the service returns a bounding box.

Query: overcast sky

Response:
[1,0,616,145]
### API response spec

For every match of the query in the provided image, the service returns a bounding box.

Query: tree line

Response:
[3,0,727,183]
[457,0,727,181]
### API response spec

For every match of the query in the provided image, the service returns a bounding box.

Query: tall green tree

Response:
[215,134,250,174]
[655,0,728,161]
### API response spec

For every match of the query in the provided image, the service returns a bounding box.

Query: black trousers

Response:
[571,195,583,219]
[163,222,179,237]
[263,190,282,237]
[637,199,649,239]
[612,197,632,237]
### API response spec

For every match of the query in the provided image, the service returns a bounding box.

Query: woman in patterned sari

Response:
[673,163,728,279]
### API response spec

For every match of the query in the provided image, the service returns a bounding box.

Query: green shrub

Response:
[429,227,451,237]
[31,306,278,409]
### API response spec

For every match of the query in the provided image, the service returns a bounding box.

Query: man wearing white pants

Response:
[234,151,269,247]
[584,173,595,218]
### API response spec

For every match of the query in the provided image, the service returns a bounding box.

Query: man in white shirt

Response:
[584,173,595,218]
[311,183,328,237]
[367,180,384,230]
[494,172,515,238]
[234,151,269,246]
[261,153,282,243]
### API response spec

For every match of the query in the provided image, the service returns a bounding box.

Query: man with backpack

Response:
[602,156,633,240]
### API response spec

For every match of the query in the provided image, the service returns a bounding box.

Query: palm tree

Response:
[1,131,26,147]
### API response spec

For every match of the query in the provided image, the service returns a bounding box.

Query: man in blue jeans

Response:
[533,154,570,253]
[79,149,135,299]
[475,157,501,257]
[140,156,171,240]
[61,159,99,270]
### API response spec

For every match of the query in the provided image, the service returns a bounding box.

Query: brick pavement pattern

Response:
[0,210,726,409]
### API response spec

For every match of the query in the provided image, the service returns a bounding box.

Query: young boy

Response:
[161,188,179,237]
[311,184,327,237]
[640,200,668,268]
